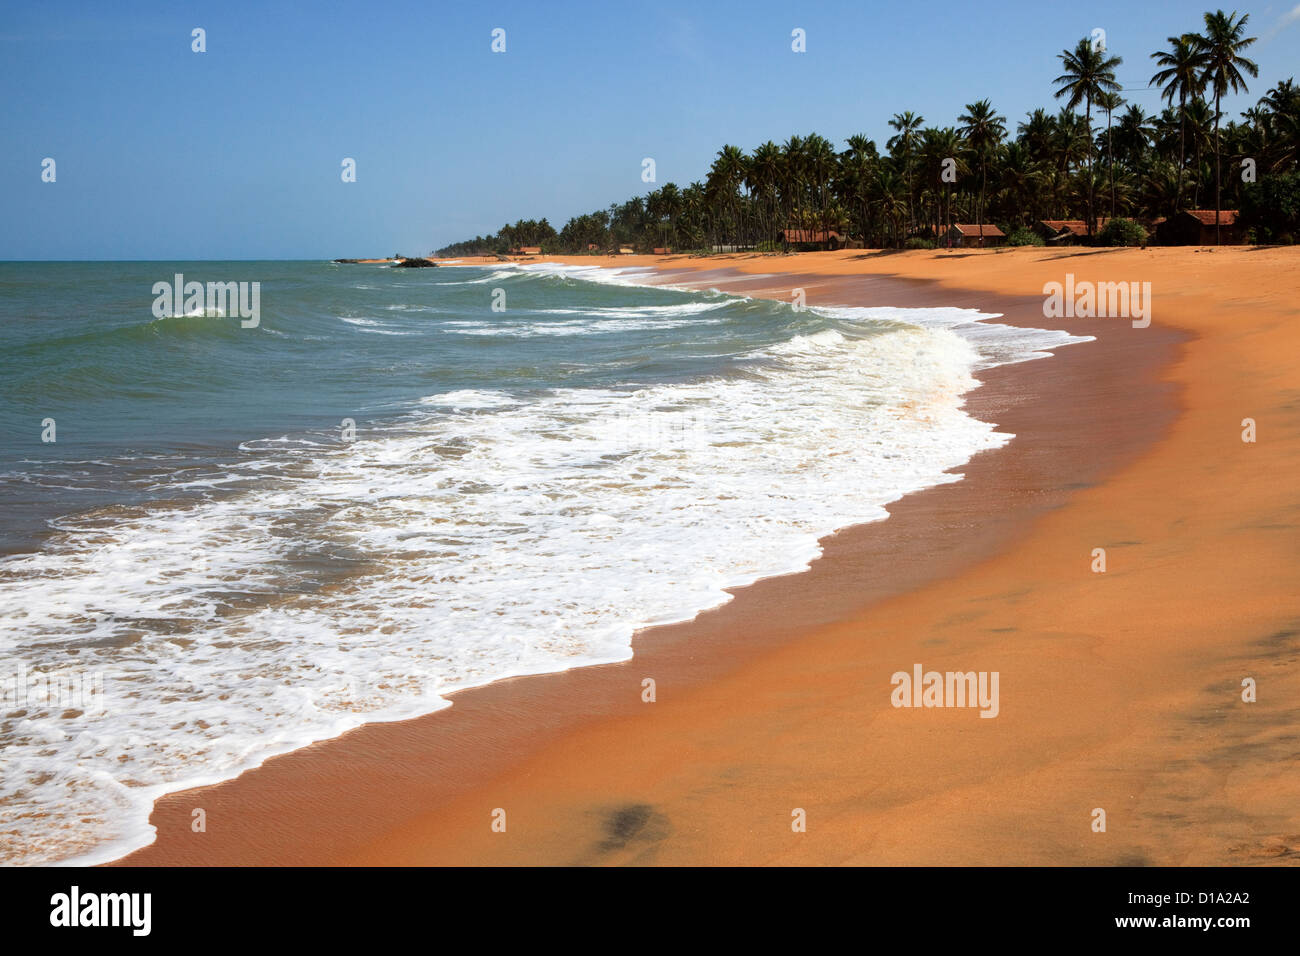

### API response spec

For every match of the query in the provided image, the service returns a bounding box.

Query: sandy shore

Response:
[116,246,1300,866]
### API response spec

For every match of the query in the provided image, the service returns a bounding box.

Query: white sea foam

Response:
[436,268,537,286]
[0,266,1089,866]
[514,262,659,286]
[436,300,735,337]
[338,315,420,335]
[509,260,1093,362]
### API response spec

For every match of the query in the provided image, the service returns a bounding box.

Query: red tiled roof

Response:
[1184,209,1238,226]
[950,223,1005,237]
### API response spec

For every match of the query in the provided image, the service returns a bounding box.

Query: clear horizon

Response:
[3,0,1299,260]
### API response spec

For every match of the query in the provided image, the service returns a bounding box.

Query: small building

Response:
[1156,209,1241,245]
[652,247,672,255]
[586,243,600,251]
[944,224,1006,248]
[779,229,846,250]
[514,246,542,256]
[617,246,635,255]
[1035,219,1111,244]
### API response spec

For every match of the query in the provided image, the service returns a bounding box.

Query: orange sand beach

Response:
[116,246,1300,866]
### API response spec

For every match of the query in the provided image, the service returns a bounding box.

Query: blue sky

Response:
[3,0,1298,259]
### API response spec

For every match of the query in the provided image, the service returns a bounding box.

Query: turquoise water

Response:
[0,260,1088,864]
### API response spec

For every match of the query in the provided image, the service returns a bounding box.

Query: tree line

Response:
[436,10,1299,256]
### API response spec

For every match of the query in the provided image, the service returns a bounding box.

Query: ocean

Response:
[0,259,1089,864]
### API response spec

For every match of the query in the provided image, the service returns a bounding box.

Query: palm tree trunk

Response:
[1086,98,1094,237]
[1108,113,1115,219]
[906,163,913,237]
[1194,132,1203,208]
[1214,92,1222,244]
[1177,93,1187,211]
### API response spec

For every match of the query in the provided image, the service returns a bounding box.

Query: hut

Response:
[778,229,847,251]
[1035,219,1111,244]
[1156,210,1241,245]
[944,224,1006,248]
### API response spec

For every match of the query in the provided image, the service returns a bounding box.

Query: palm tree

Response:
[1054,37,1123,234]
[1141,159,1186,219]
[1182,98,1215,207]
[872,167,908,246]
[644,187,663,249]
[803,133,838,232]
[658,182,682,249]
[681,182,707,249]
[780,136,807,245]
[1096,90,1125,218]
[998,142,1045,225]
[748,141,783,246]
[1017,108,1057,163]
[920,127,966,242]
[841,134,877,244]
[1196,10,1258,242]
[1260,79,1300,172]
[957,100,1006,245]
[1262,78,1299,113]
[612,198,645,250]
[1150,34,1207,212]
[1114,104,1153,171]
[709,145,748,249]
[887,112,925,234]
[1238,106,1274,182]
[1052,108,1090,177]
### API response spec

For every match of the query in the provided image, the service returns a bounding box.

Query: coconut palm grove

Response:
[436,10,1298,257]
